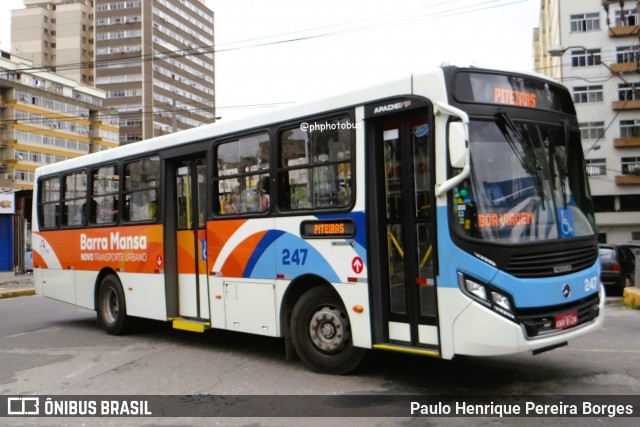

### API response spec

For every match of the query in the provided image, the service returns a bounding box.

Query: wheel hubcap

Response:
[104,288,119,323]
[309,306,349,354]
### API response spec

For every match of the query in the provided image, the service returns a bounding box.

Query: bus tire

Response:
[291,286,365,375]
[97,274,131,335]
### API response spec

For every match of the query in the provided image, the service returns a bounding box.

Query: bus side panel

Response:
[75,270,99,309]
[72,225,164,274]
[118,272,168,321]
[207,218,278,335]
[78,225,166,320]
[32,231,76,304]
[273,213,371,349]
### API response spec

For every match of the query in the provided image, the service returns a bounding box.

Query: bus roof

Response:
[33,65,558,177]
[35,69,428,177]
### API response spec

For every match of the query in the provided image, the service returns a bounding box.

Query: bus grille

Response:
[516,295,600,339]
[503,244,598,278]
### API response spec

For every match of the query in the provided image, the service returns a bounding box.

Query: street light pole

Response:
[548,45,631,84]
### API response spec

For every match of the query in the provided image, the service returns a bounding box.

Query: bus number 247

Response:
[282,249,308,265]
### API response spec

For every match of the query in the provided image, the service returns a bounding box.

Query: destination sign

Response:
[453,71,574,114]
[493,88,537,108]
[301,219,356,239]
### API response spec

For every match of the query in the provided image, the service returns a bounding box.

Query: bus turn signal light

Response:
[352,305,364,313]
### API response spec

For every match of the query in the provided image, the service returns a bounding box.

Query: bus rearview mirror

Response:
[448,122,467,168]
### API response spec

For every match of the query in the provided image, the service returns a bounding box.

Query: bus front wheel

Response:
[97,275,131,335]
[291,286,365,375]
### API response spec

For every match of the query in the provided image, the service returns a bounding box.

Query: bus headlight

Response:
[458,272,516,320]
[491,291,515,319]
[463,277,488,302]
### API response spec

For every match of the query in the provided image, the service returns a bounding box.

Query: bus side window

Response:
[214,132,271,216]
[91,164,120,225]
[278,116,353,211]
[63,171,87,227]
[123,157,160,222]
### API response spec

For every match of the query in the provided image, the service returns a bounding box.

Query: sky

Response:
[0,0,541,121]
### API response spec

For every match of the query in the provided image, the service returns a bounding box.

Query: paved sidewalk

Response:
[0,273,36,299]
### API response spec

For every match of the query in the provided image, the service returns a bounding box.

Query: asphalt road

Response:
[0,295,638,426]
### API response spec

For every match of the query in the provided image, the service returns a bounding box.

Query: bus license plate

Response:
[555,311,578,330]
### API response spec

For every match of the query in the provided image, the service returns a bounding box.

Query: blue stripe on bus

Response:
[244,229,285,278]
[245,230,341,282]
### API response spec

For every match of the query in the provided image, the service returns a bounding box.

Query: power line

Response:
[2,0,534,76]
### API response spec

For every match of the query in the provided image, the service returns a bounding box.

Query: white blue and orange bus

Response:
[32,66,604,374]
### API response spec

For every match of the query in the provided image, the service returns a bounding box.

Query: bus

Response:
[32,66,604,374]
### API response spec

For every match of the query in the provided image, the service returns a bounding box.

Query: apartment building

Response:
[95,0,215,143]
[535,0,640,244]
[11,0,95,85]
[11,0,216,144]
[0,49,118,271]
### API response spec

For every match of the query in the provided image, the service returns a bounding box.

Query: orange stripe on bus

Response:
[220,231,266,278]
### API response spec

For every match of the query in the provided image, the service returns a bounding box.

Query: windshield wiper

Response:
[556,119,571,208]
[495,111,546,209]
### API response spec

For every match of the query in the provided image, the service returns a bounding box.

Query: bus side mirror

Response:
[449,122,467,168]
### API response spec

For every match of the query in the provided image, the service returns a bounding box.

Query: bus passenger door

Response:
[367,106,439,353]
[172,155,209,320]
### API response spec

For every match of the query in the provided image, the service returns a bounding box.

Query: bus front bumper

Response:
[452,287,605,357]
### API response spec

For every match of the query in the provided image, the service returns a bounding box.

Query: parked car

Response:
[598,244,636,296]
[620,241,640,257]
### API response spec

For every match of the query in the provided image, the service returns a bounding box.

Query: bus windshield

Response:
[453,115,596,243]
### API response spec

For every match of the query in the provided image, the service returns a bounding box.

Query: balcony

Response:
[612,99,640,110]
[614,137,640,148]
[609,25,640,37]
[615,174,640,185]
[609,62,640,73]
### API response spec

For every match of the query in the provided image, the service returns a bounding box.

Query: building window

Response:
[571,49,601,67]
[570,12,600,32]
[120,134,142,143]
[615,9,639,27]
[586,158,606,176]
[621,156,640,174]
[620,120,640,138]
[618,83,640,101]
[620,194,640,211]
[580,122,605,140]
[573,85,603,103]
[593,196,615,213]
[616,46,639,64]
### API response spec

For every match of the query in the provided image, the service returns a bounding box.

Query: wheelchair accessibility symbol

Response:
[557,208,575,238]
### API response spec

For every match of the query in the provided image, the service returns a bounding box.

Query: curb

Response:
[0,289,36,299]
[622,287,640,309]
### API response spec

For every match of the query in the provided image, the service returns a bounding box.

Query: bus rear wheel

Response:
[291,286,365,375]
[97,274,131,335]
